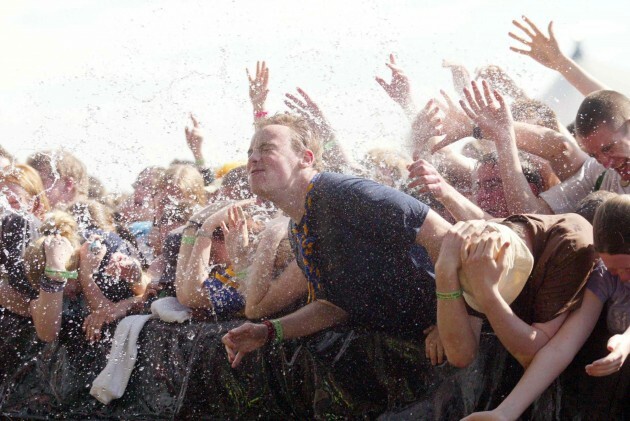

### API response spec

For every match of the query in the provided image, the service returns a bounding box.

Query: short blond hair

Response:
[27,150,89,197]
[159,164,207,206]
[0,164,51,213]
[255,113,323,171]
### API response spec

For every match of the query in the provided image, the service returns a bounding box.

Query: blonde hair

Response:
[0,164,51,215]
[24,211,81,290]
[159,164,206,206]
[69,199,116,232]
[363,147,411,184]
[255,113,323,171]
[27,150,89,197]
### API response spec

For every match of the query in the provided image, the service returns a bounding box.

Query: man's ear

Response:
[300,149,315,168]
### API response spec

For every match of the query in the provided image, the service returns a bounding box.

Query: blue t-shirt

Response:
[289,172,435,337]
[587,261,630,334]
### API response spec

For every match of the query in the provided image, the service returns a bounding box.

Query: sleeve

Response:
[319,174,429,246]
[586,261,613,304]
[539,158,605,214]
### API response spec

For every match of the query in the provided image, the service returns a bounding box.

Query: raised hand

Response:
[284,87,334,141]
[509,17,563,70]
[184,113,204,162]
[376,54,415,113]
[432,89,474,149]
[79,235,108,275]
[247,61,270,117]
[407,159,450,199]
[222,321,268,368]
[460,80,515,145]
[475,65,528,100]
[585,333,630,377]
[221,205,250,270]
[43,235,74,271]
[410,99,443,148]
[442,59,470,97]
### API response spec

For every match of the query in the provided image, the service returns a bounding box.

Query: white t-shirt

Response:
[540,157,630,214]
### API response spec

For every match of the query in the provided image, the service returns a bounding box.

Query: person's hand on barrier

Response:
[585,333,630,376]
[407,159,451,199]
[83,306,117,342]
[376,53,415,113]
[509,17,563,71]
[284,87,334,141]
[459,80,515,147]
[247,61,270,118]
[423,325,445,365]
[222,321,268,368]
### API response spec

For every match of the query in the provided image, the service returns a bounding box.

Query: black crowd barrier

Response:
[0,307,627,420]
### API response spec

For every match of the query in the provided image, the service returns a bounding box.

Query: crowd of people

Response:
[0,16,628,419]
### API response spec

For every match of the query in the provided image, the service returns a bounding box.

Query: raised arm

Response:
[442,59,471,98]
[247,60,270,121]
[284,87,356,173]
[462,290,604,420]
[407,159,490,221]
[242,216,308,319]
[460,80,554,214]
[376,54,417,120]
[510,16,608,96]
[29,235,75,342]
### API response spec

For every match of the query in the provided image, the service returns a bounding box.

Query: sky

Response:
[1,0,629,192]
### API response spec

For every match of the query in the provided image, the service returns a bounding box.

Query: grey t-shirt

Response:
[587,261,630,334]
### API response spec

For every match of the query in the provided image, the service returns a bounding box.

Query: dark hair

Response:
[575,190,617,224]
[593,194,630,254]
[511,98,560,132]
[575,90,630,139]
[476,151,544,194]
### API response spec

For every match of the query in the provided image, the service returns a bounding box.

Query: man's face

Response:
[474,162,541,217]
[39,170,68,207]
[579,120,630,182]
[474,162,509,217]
[599,253,630,283]
[247,125,303,200]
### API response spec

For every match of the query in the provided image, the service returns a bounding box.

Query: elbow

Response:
[447,352,476,368]
[34,324,60,343]
[443,342,478,368]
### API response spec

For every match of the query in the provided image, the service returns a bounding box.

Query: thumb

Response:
[607,334,621,352]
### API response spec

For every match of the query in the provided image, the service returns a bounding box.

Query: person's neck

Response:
[271,169,319,222]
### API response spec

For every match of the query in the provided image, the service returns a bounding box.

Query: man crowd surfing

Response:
[0,16,628,419]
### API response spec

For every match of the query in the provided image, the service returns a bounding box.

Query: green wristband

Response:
[436,289,463,300]
[181,235,196,245]
[44,268,78,280]
[270,319,284,344]
[195,159,205,166]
